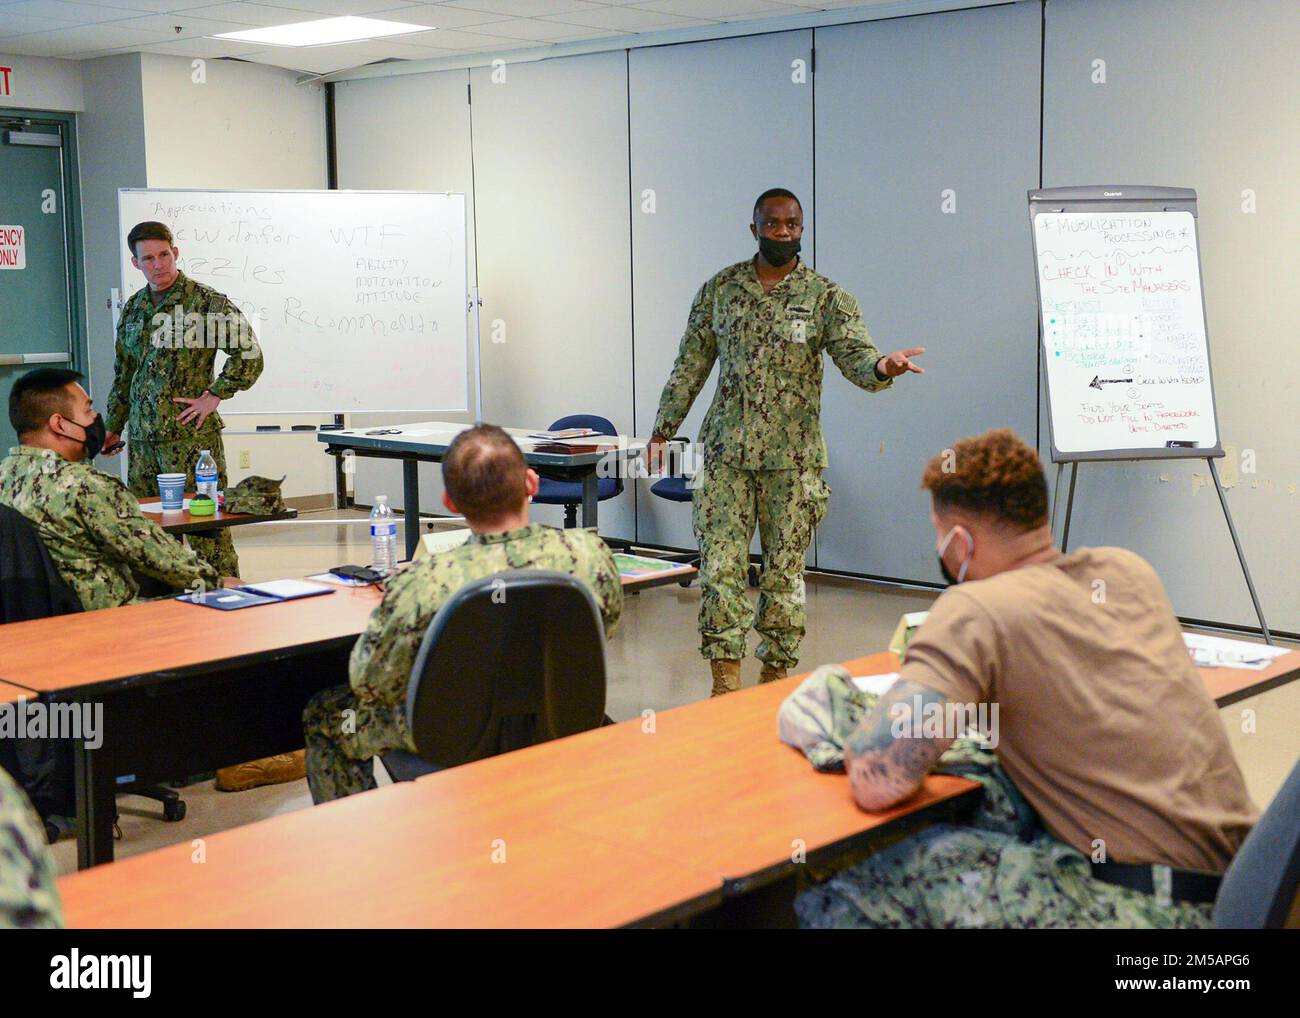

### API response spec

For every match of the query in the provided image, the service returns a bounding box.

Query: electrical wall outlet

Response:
[239,449,251,469]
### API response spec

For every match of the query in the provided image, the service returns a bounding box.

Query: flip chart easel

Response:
[1028,185,1271,643]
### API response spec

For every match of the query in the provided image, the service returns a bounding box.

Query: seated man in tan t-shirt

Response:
[796,428,1257,929]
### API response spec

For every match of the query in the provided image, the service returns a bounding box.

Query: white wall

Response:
[0,53,84,112]
[469,51,636,539]
[125,55,331,499]
[318,0,1300,632]
[629,31,815,552]
[1042,0,1300,633]
[334,68,477,516]
[77,55,146,425]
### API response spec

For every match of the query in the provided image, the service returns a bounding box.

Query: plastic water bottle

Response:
[369,495,398,573]
[195,449,219,500]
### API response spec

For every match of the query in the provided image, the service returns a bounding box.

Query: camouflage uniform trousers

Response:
[795,751,1214,929]
[692,459,830,666]
[302,683,417,804]
[128,438,239,578]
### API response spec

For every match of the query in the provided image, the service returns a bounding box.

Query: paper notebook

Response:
[179,579,333,611]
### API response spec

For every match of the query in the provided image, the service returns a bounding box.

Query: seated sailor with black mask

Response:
[0,367,222,611]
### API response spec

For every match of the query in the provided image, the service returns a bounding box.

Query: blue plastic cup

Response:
[157,473,186,511]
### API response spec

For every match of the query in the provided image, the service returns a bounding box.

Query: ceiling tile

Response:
[0,23,176,56]
[470,17,606,42]
[364,4,513,30]
[442,0,606,18]
[254,0,424,14]
[65,0,220,9]
[634,0,806,20]
[0,13,68,38]
[385,26,530,51]
[539,6,715,31]
[1,0,154,24]
[240,38,414,73]
[103,12,261,37]
[135,36,271,57]
[178,3,331,27]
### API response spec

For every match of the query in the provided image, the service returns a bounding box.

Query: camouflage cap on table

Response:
[225,475,286,515]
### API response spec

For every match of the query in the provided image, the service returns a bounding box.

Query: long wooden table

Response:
[0,586,382,868]
[44,642,1300,927]
[55,652,980,928]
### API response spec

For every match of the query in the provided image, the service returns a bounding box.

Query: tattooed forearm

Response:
[845,679,953,812]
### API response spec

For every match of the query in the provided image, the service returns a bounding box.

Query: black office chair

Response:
[380,570,608,782]
[0,504,186,836]
[533,413,625,530]
[1213,759,1300,928]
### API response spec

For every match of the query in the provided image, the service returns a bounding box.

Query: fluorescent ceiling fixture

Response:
[213,16,433,48]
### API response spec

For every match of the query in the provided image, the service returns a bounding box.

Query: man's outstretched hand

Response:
[875,347,926,378]
[174,391,221,429]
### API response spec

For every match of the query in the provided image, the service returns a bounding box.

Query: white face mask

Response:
[936,525,973,585]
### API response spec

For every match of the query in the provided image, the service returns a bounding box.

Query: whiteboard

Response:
[117,189,470,415]
[1029,187,1222,461]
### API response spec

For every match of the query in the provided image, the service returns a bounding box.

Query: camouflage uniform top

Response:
[653,258,893,470]
[0,446,218,611]
[0,765,63,929]
[106,271,264,443]
[350,523,623,705]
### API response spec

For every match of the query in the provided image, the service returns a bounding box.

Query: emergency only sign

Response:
[0,226,25,269]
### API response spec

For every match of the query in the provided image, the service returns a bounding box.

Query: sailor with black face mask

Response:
[0,367,220,612]
[647,188,927,697]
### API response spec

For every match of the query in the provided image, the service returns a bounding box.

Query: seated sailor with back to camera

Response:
[302,423,623,803]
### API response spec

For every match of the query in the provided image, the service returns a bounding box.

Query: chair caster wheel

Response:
[163,800,186,822]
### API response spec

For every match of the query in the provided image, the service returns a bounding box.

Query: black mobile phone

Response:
[330,564,384,584]
[101,441,126,455]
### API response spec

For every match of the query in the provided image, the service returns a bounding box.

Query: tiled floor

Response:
[48,510,1300,875]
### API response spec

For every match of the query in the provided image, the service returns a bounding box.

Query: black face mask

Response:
[65,413,106,460]
[757,235,801,268]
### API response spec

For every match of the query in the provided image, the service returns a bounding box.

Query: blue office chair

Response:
[532,413,623,529]
[1213,759,1300,928]
[379,570,608,783]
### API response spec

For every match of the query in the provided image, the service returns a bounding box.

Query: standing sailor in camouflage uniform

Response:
[0,765,62,928]
[647,189,925,696]
[0,368,219,609]
[102,221,264,578]
[303,423,623,803]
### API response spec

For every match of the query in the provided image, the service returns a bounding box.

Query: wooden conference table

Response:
[55,652,979,928]
[319,423,648,558]
[0,555,692,869]
[51,643,1300,926]
[0,585,383,869]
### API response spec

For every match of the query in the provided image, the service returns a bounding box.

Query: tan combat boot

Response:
[710,659,742,697]
[214,751,306,792]
[759,663,788,684]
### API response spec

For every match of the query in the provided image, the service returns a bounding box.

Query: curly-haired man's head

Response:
[920,429,1057,583]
